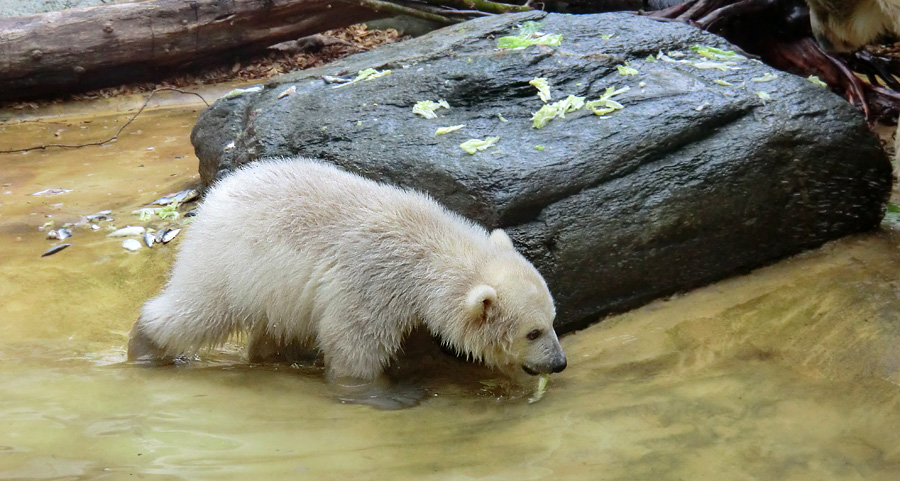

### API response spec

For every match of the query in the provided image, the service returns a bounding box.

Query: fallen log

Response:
[0,0,380,101]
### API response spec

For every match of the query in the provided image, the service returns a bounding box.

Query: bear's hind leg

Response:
[127,319,174,364]
[127,293,231,363]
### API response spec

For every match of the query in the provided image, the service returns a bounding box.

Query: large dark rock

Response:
[191,11,892,333]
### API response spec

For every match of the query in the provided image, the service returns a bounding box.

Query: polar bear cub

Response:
[127,158,566,408]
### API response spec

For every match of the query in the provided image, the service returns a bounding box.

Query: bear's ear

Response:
[489,229,514,250]
[465,284,497,322]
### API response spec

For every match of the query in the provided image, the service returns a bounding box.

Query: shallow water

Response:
[2,103,900,480]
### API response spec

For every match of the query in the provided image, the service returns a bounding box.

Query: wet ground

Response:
[1,98,900,480]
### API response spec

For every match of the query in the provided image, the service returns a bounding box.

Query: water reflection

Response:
[1,103,899,479]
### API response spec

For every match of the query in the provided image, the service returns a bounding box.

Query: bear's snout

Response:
[523,352,567,375]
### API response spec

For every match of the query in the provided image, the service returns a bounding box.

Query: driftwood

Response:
[0,0,380,100]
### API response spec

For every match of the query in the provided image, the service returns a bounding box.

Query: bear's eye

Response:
[526,329,543,341]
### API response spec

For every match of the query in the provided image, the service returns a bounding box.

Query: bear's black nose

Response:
[551,357,567,373]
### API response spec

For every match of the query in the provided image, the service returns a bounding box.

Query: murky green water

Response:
[2,102,900,480]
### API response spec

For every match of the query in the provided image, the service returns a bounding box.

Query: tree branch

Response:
[0,88,209,153]
[338,0,459,24]
[415,0,531,14]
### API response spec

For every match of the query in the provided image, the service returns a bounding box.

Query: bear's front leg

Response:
[318,317,424,410]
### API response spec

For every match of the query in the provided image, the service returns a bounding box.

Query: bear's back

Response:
[190,158,491,279]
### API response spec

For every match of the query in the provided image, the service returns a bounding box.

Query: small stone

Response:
[122,239,142,251]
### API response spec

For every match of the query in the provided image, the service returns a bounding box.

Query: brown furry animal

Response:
[805,0,900,51]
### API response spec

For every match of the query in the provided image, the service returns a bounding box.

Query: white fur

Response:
[489,228,515,249]
[131,158,563,380]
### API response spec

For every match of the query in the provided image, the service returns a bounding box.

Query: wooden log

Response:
[0,0,380,100]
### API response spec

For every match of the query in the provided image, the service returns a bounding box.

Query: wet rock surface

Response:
[191,11,892,332]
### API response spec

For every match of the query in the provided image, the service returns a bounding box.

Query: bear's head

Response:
[444,229,566,377]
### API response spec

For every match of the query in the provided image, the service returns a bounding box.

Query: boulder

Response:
[191,11,892,332]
